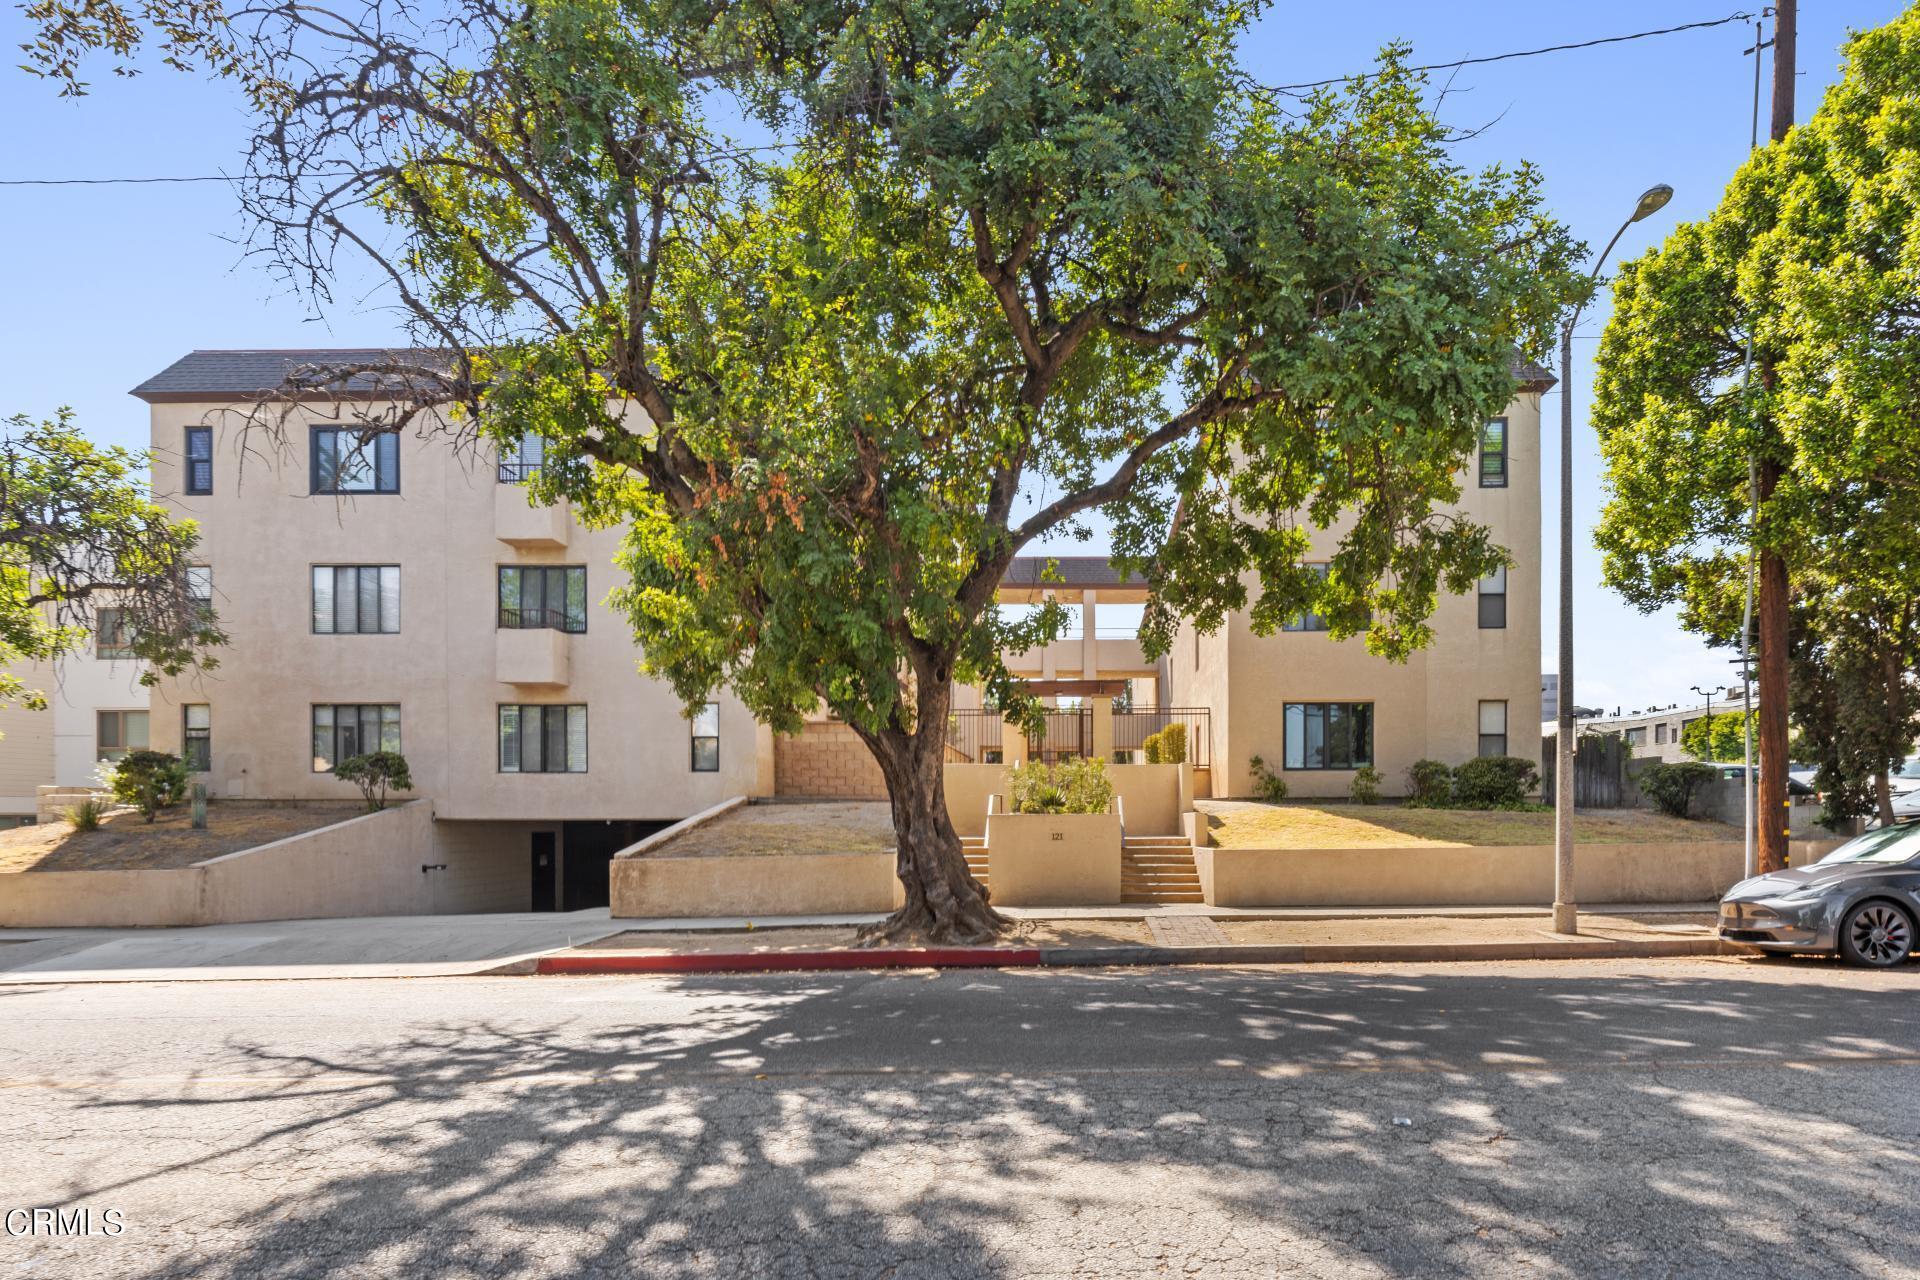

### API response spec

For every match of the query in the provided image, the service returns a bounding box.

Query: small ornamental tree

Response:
[111,749,189,822]
[67,0,1578,941]
[334,752,413,812]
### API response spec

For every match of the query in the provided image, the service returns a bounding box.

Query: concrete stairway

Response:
[961,835,990,888]
[1121,835,1204,904]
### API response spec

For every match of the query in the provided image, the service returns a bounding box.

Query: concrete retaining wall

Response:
[610,850,903,917]
[1195,838,1851,908]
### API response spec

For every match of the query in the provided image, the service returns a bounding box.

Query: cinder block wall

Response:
[774,723,888,800]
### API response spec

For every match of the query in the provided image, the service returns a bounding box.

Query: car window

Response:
[1816,826,1920,865]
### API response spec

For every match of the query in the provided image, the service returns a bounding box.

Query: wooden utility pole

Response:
[1756,0,1795,873]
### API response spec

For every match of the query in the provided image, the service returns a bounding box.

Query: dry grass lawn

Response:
[647,801,896,859]
[1201,800,1741,849]
[0,803,364,873]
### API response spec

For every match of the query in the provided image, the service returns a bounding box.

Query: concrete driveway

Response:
[0,909,623,983]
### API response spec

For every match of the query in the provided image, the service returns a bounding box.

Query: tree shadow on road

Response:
[25,959,1920,1277]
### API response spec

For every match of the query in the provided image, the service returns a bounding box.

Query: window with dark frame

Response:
[311,704,401,772]
[96,608,135,659]
[183,705,211,771]
[691,702,720,772]
[498,704,588,773]
[1283,563,1332,632]
[310,426,400,494]
[497,566,586,632]
[1479,418,1508,488]
[96,709,149,762]
[1478,566,1508,629]
[1283,702,1374,770]
[185,426,213,494]
[498,435,545,483]
[312,566,400,634]
[1478,701,1509,757]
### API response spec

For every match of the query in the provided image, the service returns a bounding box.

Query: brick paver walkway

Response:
[1145,913,1230,947]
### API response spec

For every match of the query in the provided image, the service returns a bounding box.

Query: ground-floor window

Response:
[1283,702,1373,770]
[499,704,588,773]
[97,709,149,762]
[312,704,400,772]
[1478,701,1509,757]
[183,705,211,771]
[1112,749,1135,764]
[691,702,720,772]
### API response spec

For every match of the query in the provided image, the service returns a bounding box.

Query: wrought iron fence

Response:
[497,460,544,483]
[1029,707,1092,764]
[1113,707,1212,767]
[497,606,585,633]
[945,709,1007,764]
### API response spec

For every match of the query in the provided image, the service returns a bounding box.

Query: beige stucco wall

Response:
[945,763,1183,837]
[143,400,769,822]
[609,850,903,917]
[1168,394,1544,800]
[1196,837,1850,908]
[985,812,1122,906]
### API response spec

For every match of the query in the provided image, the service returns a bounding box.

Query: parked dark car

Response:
[1718,824,1920,966]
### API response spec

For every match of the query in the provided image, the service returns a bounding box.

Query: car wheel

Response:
[1838,901,1915,968]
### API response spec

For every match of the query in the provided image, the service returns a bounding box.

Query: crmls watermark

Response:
[5,1208,126,1237]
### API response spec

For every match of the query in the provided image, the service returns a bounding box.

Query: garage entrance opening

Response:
[554,820,668,912]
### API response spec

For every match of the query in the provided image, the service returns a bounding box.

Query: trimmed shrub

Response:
[1451,755,1540,810]
[1404,758,1454,808]
[1350,764,1382,806]
[1142,723,1188,765]
[64,796,107,831]
[110,750,189,823]
[1639,761,1720,818]
[1249,754,1288,802]
[334,751,413,812]
[1008,758,1113,814]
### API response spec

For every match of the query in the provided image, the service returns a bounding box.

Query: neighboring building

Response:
[1541,672,1558,725]
[0,638,151,824]
[1578,689,1754,765]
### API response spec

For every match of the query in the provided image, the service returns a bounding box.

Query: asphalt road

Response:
[5,956,1920,1278]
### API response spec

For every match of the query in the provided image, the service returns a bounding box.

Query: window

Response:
[312,566,400,634]
[691,701,720,772]
[498,566,586,632]
[1479,418,1508,488]
[1654,722,1668,745]
[96,608,135,659]
[96,710,149,762]
[310,426,400,494]
[1283,564,1331,632]
[1478,566,1508,629]
[185,426,213,494]
[498,435,544,483]
[311,704,400,772]
[183,705,211,771]
[1283,702,1374,770]
[1624,725,1647,748]
[498,704,587,773]
[1479,701,1509,757]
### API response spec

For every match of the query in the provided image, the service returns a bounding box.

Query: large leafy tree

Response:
[0,409,223,711]
[1594,7,1920,869]
[36,0,1576,941]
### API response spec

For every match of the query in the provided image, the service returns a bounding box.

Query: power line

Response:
[1,10,1761,187]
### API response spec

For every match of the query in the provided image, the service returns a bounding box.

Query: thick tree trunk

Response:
[1876,769,1896,829]
[1756,533,1791,873]
[854,685,1008,946]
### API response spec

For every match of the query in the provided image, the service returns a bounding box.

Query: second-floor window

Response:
[498,435,544,483]
[312,704,400,772]
[185,426,213,494]
[313,566,401,634]
[499,704,587,773]
[1282,564,1331,633]
[1478,567,1508,629]
[498,566,585,632]
[311,426,399,495]
[96,608,135,659]
[1479,418,1508,488]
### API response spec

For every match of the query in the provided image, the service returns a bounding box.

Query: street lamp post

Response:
[1554,183,1675,936]
[1691,684,1717,757]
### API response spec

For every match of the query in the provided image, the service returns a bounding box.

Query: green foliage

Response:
[1639,761,1720,819]
[1680,712,1755,763]
[333,751,413,812]
[1404,759,1455,808]
[1142,724,1188,766]
[63,796,106,831]
[1248,754,1288,802]
[1007,758,1113,815]
[110,750,188,823]
[1350,764,1383,806]
[1450,756,1539,810]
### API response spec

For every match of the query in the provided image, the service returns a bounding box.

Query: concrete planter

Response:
[611,851,904,918]
[984,811,1122,906]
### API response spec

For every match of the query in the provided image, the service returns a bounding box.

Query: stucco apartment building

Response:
[0,651,151,825]
[125,348,1546,905]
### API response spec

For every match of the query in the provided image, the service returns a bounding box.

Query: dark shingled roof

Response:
[1512,352,1556,391]
[130,349,452,402]
[1002,556,1148,589]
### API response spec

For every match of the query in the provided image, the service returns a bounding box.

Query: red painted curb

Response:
[537,947,1046,976]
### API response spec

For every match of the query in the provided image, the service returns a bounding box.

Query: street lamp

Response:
[1690,684,1717,758]
[1553,183,1675,936]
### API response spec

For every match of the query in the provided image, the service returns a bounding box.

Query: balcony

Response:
[494,482,570,549]
[496,627,570,688]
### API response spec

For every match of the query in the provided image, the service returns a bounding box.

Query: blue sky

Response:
[0,1,1903,715]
